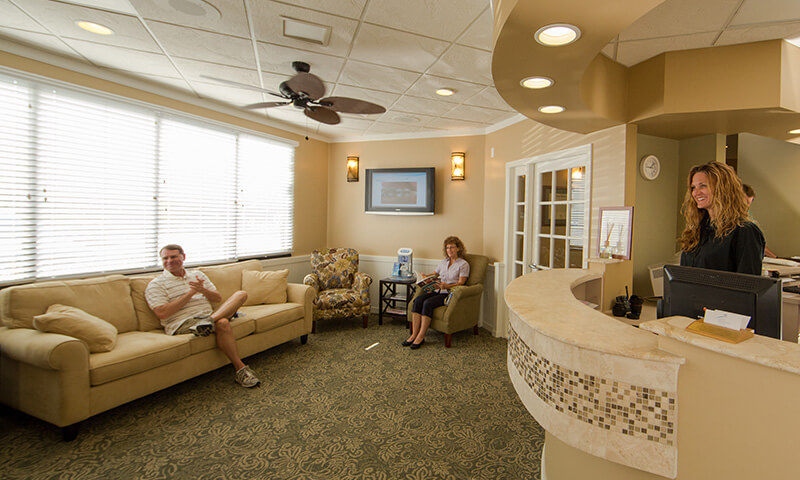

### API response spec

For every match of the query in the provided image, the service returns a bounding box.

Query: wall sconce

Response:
[451,152,465,180]
[346,156,359,182]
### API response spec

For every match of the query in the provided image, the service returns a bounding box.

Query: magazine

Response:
[415,272,440,294]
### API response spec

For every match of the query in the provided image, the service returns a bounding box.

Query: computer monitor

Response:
[662,265,782,339]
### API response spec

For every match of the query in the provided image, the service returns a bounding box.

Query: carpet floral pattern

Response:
[0,316,544,479]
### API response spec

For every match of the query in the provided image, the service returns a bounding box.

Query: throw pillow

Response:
[33,304,118,353]
[242,269,289,305]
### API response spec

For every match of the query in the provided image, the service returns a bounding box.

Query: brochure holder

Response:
[686,319,754,344]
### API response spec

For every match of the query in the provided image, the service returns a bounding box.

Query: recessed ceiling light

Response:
[538,105,565,114]
[436,88,455,96]
[789,128,800,134]
[535,23,581,46]
[282,16,331,45]
[167,0,221,19]
[521,76,554,89]
[76,21,114,35]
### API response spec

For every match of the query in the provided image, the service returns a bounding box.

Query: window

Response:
[0,71,296,285]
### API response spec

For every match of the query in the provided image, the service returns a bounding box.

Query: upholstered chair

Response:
[406,253,489,347]
[303,248,372,332]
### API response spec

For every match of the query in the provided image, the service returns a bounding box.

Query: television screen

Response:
[365,168,435,215]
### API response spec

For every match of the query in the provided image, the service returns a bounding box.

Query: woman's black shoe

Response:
[409,339,425,349]
[401,339,414,347]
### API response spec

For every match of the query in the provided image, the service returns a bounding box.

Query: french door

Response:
[505,145,592,282]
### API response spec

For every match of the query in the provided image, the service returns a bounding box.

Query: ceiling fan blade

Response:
[318,96,386,114]
[244,101,291,109]
[199,75,285,98]
[304,106,340,125]
[287,72,325,100]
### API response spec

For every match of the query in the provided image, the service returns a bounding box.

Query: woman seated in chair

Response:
[403,236,470,349]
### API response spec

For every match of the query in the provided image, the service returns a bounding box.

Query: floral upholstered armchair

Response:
[303,248,372,332]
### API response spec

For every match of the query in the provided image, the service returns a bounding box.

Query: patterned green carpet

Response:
[0,316,544,479]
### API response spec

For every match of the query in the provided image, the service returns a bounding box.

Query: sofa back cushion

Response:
[199,260,262,306]
[0,274,139,333]
[129,273,161,331]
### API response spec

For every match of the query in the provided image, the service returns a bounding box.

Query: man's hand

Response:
[188,276,206,294]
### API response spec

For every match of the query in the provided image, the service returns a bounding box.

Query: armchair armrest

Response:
[448,284,483,303]
[0,327,89,371]
[354,272,372,303]
[303,273,320,292]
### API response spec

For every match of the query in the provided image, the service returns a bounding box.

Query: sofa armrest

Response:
[0,327,89,371]
[287,283,314,333]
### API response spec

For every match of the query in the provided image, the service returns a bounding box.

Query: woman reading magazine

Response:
[403,236,470,349]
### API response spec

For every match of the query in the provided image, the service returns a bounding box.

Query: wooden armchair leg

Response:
[362,315,368,328]
[311,320,316,334]
[444,333,452,348]
[473,325,479,335]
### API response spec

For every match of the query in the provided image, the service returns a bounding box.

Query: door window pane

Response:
[539,205,551,234]
[570,167,585,201]
[539,237,551,268]
[555,169,568,201]
[554,204,567,235]
[569,245,584,268]
[553,238,566,268]
[540,171,552,202]
[569,203,584,238]
[515,234,524,262]
[516,174,526,203]
[516,205,525,232]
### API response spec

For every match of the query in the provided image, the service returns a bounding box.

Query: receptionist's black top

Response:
[680,217,765,275]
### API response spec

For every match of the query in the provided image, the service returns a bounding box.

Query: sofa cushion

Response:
[199,260,262,307]
[1,275,139,333]
[129,274,161,331]
[89,331,190,386]
[33,304,118,353]
[183,317,255,355]
[242,269,288,305]
[239,303,304,332]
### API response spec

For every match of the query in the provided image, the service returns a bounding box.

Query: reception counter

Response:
[505,269,800,480]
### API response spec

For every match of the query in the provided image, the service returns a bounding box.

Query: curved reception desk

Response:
[505,269,800,480]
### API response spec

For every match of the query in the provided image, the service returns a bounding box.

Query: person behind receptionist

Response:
[679,162,765,275]
[742,183,777,259]
[403,236,470,350]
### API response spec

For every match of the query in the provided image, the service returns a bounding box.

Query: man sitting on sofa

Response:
[145,244,260,388]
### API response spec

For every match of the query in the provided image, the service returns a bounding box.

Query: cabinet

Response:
[379,277,416,325]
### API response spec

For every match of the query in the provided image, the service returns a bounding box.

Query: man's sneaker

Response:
[189,319,215,337]
[235,366,260,388]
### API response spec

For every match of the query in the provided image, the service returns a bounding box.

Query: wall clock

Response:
[640,154,661,180]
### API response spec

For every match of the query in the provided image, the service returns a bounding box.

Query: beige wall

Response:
[674,134,724,236]
[483,120,630,264]
[738,133,800,257]
[0,51,329,256]
[327,136,485,259]
[633,134,680,296]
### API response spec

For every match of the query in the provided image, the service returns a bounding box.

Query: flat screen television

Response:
[662,265,782,339]
[364,167,435,215]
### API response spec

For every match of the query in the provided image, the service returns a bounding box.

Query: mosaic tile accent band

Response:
[509,326,676,446]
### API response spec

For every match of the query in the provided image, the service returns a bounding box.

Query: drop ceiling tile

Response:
[129,0,250,37]
[191,81,265,107]
[63,38,181,77]
[0,28,82,58]
[403,74,484,102]
[146,21,255,68]
[172,57,262,86]
[349,23,449,73]
[363,0,486,42]
[133,74,192,92]
[0,0,48,32]
[249,1,359,57]
[62,0,137,15]
[619,0,741,41]
[716,22,800,47]
[379,110,437,126]
[367,122,423,134]
[392,95,457,117]
[16,0,161,52]
[336,115,375,129]
[329,85,399,110]
[730,0,800,26]
[464,87,515,111]
[256,42,345,80]
[316,123,368,136]
[424,117,485,130]
[615,32,718,67]
[427,44,493,85]
[456,7,492,51]
[337,60,421,93]
[283,0,367,19]
[443,104,510,124]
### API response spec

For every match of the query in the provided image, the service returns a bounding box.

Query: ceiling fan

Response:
[202,61,386,125]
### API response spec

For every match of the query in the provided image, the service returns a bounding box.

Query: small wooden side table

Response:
[379,277,416,325]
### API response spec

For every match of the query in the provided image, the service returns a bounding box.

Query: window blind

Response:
[0,71,295,285]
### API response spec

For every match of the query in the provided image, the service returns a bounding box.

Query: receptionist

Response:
[678,162,765,275]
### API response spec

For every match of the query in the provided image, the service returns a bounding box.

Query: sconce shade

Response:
[451,152,465,180]
[347,156,359,182]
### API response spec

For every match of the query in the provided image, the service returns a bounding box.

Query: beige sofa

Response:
[0,260,313,440]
